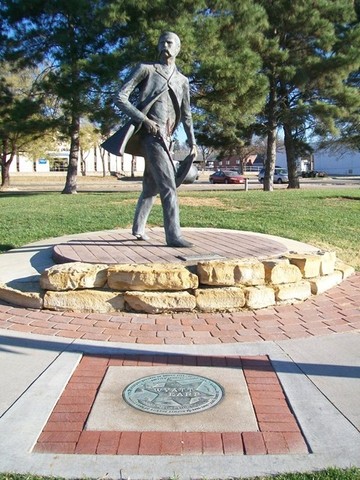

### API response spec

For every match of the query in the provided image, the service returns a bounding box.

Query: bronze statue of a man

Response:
[104,32,197,247]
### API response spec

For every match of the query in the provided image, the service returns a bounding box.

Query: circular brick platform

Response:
[53,228,288,265]
[0,274,359,344]
[0,228,358,345]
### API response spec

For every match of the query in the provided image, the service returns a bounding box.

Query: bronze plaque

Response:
[123,373,224,415]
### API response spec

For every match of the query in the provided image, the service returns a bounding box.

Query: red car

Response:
[209,170,245,184]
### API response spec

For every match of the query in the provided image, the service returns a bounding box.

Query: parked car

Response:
[209,170,246,184]
[258,167,289,184]
[301,170,327,178]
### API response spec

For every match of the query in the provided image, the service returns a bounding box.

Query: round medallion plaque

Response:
[123,373,224,415]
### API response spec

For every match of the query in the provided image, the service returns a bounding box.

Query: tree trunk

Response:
[0,160,11,190]
[62,114,80,194]
[283,122,300,189]
[264,75,277,192]
[108,153,111,174]
[80,147,86,176]
[239,157,244,174]
[99,148,106,177]
[265,126,276,191]
[0,141,15,190]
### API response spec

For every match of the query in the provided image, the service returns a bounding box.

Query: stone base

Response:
[0,250,355,315]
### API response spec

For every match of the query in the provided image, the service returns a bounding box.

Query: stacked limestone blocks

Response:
[196,252,344,312]
[37,262,200,313]
[39,262,124,313]
[0,251,355,314]
[107,264,198,313]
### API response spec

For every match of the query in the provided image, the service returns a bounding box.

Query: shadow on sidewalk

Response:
[1,333,359,379]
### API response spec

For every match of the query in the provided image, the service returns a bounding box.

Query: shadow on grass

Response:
[118,176,143,182]
[0,191,57,198]
[0,244,16,253]
[339,195,360,201]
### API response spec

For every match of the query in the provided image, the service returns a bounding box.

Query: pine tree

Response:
[322,0,360,151]
[255,0,360,189]
[190,1,268,157]
[2,0,127,193]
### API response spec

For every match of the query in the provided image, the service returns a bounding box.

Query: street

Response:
[3,172,360,192]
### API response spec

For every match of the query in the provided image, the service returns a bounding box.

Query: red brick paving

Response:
[1,273,359,344]
[53,229,287,265]
[33,354,309,456]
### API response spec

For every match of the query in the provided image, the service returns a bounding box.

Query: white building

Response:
[312,147,360,175]
[271,146,360,175]
[9,146,145,177]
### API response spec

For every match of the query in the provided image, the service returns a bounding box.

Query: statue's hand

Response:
[143,118,160,136]
[189,144,197,160]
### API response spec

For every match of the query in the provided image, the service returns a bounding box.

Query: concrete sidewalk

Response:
[0,231,359,479]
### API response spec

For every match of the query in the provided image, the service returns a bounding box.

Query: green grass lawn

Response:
[1,188,359,269]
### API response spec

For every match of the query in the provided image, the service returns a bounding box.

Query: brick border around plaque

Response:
[33,354,309,456]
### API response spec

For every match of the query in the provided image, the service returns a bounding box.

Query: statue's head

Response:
[158,32,181,60]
